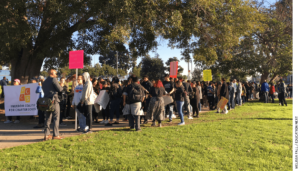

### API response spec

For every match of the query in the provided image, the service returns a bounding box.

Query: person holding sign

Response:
[216,78,229,114]
[4,79,21,124]
[42,69,64,140]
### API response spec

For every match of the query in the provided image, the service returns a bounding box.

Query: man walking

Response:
[42,69,64,140]
[0,76,7,98]
[237,80,242,105]
[229,79,235,109]
[123,76,145,131]
[261,80,269,103]
[278,79,287,106]
[141,75,152,124]
[163,74,175,122]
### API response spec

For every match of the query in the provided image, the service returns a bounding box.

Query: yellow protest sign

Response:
[217,97,229,110]
[203,69,212,81]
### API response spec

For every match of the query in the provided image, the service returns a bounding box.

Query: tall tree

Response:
[1,0,261,84]
[140,55,165,80]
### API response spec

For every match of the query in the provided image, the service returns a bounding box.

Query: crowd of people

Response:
[0,69,292,140]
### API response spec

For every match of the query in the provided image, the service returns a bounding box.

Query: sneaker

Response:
[14,120,20,124]
[104,120,109,124]
[215,111,220,113]
[4,120,13,124]
[77,128,84,132]
[172,114,177,118]
[188,116,193,120]
[100,120,106,124]
[33,124,44,128]
[105,123,113,126]
[178,122,185,126]
[59,122,67,127]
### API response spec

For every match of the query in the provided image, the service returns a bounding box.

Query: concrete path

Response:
[0,98,210,149]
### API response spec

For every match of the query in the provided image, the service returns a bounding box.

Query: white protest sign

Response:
[95,90,110,109]
[4,83,40,116]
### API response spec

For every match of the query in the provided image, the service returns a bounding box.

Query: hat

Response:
[14,79,20,84]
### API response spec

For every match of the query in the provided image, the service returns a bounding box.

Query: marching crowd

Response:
[0,69,292,140]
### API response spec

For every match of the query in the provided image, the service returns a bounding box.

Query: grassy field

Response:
[0,100,293,170]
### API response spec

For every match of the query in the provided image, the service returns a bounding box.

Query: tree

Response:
[165,57,183,75]
[40,70,48,77]
[1,0,262,84]
[132,67,141,78]
[191,68,202,81]
[99,44,137,73]
[140,55,165,80]
[0,0,174,83]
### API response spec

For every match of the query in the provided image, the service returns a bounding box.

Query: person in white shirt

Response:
[72,75,86,132]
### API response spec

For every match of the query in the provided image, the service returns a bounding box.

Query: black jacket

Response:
[141,80,153,93]
[174,85,185,101]
[150,87,166,97]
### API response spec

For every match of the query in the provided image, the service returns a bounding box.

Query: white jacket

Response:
[72,84,84,106]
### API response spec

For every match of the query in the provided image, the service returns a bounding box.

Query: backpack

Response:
[129,84,144,103]
[110,83,121,100]
[37,98,54,112]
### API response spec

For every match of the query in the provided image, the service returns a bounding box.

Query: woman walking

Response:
[174,80,186,126]
[190,81,200,118]
[146,80,166,127]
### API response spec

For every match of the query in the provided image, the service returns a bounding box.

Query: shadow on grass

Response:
[244,118,292,120]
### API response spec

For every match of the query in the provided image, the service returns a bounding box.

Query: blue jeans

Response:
[230,93,235,109]
[165,104,174,121]
[198,101,201,112]
[76,108,86,129]
[109,98,122,121]
[176,101,185,123]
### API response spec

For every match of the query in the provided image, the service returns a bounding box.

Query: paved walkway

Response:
[0,98,210,149]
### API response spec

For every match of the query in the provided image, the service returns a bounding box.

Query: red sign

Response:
[170,61,178,78]
[69,50,84,69]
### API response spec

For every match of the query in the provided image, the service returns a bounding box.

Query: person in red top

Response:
[269,83,275,103]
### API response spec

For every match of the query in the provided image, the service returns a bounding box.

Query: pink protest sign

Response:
[69,50,84,69]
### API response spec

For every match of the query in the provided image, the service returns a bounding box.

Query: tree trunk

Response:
[10,49,44,84]
[260,72,269,84]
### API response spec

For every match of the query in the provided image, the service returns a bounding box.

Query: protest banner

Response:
[203,69,212,81]
[4,83,39,116]
[95,90,110,109]
[170,61,178,78]
[69,50,84,69]
[217,97,229,110]
[69,50,84,130]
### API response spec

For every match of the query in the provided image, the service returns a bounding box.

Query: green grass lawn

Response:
[0,100,293,170]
